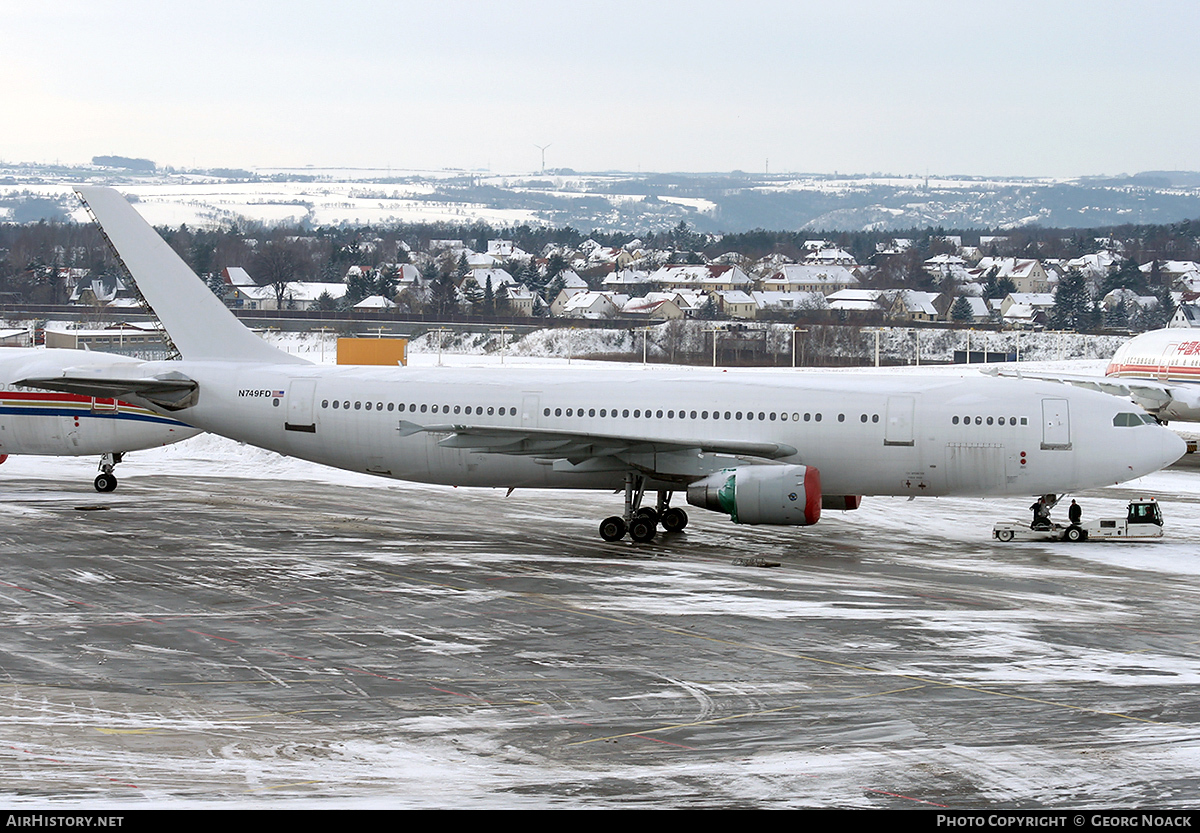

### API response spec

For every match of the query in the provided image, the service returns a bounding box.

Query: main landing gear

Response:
[599,473,689,543]
[94,452,123,493]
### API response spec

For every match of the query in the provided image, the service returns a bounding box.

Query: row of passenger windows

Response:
[317,398,884,425]
[316,401,1158,431]
[544,406,881,424]
[953,415,1029,426]
[321,399,518,417]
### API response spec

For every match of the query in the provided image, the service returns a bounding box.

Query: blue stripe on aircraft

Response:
[0,406,190,427]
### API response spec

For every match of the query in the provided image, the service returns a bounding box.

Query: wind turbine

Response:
[534,143,552,174]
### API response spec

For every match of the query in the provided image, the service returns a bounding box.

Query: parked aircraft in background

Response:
[0,347,200,490]
[18,187,1185,542]
[992,327,1200,423]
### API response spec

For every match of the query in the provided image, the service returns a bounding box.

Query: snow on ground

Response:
[3,347,1200,807]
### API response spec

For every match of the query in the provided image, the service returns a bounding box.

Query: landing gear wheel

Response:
[635,507,659,525]
[996,529,1014,542]
[629,517,657,543]
[1064,525,1086,542]
[94,473,117,493]
[599,516,627,542]
[661,507,688,532]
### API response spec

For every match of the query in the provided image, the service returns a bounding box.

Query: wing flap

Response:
[399,421,797,476]
[985,367,1200,416]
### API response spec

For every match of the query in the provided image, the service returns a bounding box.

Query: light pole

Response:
[791,326,808,368]
[639,325,654,365]
[703,326,723,367]
[489,326,511,365]
[430,326,451,366]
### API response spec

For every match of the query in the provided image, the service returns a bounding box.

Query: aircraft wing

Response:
[983,368,1200,418]
[17,371,199,411]
[397,420,798,479]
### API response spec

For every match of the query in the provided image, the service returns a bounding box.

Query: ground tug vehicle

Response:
[993,498,1164,543]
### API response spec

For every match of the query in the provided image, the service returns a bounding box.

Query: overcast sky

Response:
[3,0,1197,178]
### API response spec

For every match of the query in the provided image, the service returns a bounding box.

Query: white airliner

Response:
[0,347,199,490]
[18,187,1186,542]
[992,328,1200,423]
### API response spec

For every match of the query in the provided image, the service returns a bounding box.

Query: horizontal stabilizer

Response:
[19,372,199,411]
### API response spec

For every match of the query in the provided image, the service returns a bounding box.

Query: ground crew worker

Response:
[1068,500,1082,525]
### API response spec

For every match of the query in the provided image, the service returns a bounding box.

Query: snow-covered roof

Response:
[354,295,396,309]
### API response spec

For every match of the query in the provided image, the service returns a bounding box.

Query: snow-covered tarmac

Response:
[1,354,1198,808]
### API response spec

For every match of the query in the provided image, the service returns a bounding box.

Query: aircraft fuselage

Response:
[159,361,1184,498]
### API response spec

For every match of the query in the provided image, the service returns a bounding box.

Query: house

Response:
[999,293,1056,328]
[354,295,397,310]
[803,247,857,267]
[233,281,348,311]
[1065,251,1120,282]
[826,289,886,314]
[762,264,858,295]
[714,290,757,320]
[923,254,970,282]
[752,291,828,314]
[559,291,621,319]
[887,290,942,322]
[647,264,753,292]
[971,258,1051,294]
[1170,293,1200,327]
[1141,260,1200,291]
[621,294,685,319]
[487,239,531,261]
[601,269,651,291]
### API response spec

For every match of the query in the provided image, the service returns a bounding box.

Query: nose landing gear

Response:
[93,452,123,493]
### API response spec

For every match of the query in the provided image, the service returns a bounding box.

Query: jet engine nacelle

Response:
[686,464,821,525]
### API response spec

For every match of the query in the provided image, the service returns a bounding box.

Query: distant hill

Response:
[91,155,156,172]
[3,162,1199,232]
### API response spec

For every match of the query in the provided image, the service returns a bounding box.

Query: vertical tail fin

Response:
[75,187,307,365]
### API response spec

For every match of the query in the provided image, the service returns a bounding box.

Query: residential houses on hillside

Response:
[42,232,1195,332]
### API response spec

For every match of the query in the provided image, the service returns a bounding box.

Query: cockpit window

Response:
[1113,412,1151,427]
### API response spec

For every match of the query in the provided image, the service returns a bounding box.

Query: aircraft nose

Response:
[1159,428,1188,470]
[1136,426,1187,476]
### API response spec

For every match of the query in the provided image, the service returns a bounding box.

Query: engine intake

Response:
[686,465,821,525]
